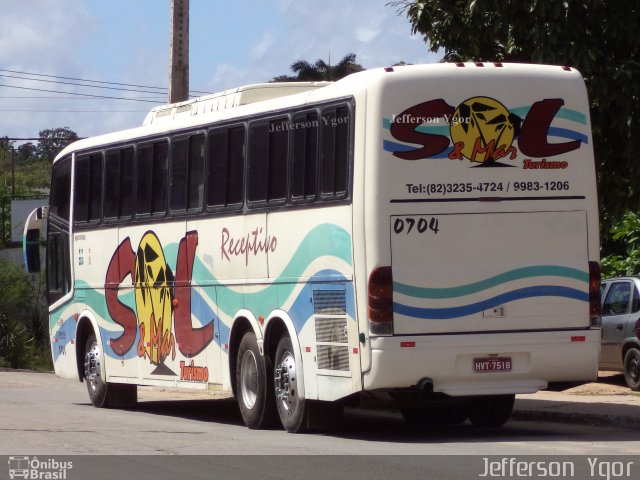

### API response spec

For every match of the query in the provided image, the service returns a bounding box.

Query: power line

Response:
[0,73,174,96]
[0,68,212,96]
[0,96,164,100]
[0,109,147,113]
[0,84,163,103]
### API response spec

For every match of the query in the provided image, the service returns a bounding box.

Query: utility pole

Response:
[169,0,189,103]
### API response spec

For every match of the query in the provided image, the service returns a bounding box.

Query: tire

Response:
[84,333,137,408]
[623,348,640,391]
[402,404,468,425]
[236,331,276,429]
[468,394,515,428]
[274,336,308,433]
[84,334,109,407]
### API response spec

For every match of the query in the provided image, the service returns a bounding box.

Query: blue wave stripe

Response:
[383,140,452,158]
[393,285,588,320]
[394,265,588,299]
[510,106,587,125]
[547,127,588,144]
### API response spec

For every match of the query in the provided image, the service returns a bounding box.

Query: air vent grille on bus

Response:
[315,317,348,343]
[313,290,349,372]
[313,290,346,315]
[317,345,350,371]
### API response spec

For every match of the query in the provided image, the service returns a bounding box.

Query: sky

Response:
[0,0,440,141]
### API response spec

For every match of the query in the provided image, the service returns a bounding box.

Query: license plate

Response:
[473,357,512,372]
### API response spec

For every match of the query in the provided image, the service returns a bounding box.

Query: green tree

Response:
[36,127,79,162]
[601,211,640,278]
[274,53,365,82]
[393,1,640,253]
[0,260,49,369]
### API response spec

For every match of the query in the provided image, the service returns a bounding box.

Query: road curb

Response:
[513,408,640,430]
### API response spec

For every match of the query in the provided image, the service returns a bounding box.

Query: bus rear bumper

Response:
[364,329,600,397]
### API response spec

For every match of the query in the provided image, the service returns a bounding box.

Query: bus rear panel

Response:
[360,63,599,400]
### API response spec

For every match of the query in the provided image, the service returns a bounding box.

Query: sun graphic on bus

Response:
[134,231,175,367]
[449,97,517,163]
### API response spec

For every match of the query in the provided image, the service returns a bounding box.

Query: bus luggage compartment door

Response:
[390,211,590,335]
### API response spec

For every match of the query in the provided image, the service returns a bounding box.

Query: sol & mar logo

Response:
[385,97,585,166]
[105,230,214,376]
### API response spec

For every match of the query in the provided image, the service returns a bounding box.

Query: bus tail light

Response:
[369,266,393,335]
[589,261,601,322]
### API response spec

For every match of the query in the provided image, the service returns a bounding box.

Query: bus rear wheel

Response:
[236,331,276,429]
[274,336,308,433]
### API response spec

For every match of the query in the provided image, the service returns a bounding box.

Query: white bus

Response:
[25,63,601,432]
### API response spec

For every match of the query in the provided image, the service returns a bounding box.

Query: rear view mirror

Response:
[23,207,47,273]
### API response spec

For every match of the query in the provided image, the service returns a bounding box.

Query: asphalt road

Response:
[1,371,639,457]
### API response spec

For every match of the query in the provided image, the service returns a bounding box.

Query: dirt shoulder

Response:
[566,370,639,396]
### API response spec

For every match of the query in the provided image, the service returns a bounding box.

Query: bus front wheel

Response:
[84,334,108,407]
[83,333,136,408]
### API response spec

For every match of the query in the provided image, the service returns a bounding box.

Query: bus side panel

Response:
[267,205,362,401]
[49,303,80,380]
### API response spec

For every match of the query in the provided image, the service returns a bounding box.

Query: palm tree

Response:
[273,53,364,82]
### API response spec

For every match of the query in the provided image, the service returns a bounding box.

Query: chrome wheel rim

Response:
[84,342,102,392]
[240,350,258,409]
[275,350,299,416]
[630,354,640,383]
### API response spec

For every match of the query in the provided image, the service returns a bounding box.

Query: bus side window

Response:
[120,148,134,218]
[49,157,71,221]
[47,156,72,304]
[136,141,168,216]
[248,122,269,203]
[291,111,319,202]
[46,223,71,304]
[187,135,205,211]
[320,106,350,199]
[74,153,103,224]
[171,137,189,211]
[104,150,120,219]
[171,134,205,212]
[104,147,134,221]
[208,126,245,209]
[247,117,288,205]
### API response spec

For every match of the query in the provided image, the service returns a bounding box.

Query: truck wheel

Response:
[274,335,308,433]
[236,331,276,429]
[468,394,514,427]
[623,348,640,391]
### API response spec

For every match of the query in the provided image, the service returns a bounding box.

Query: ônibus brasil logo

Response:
[8,456,73,480]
